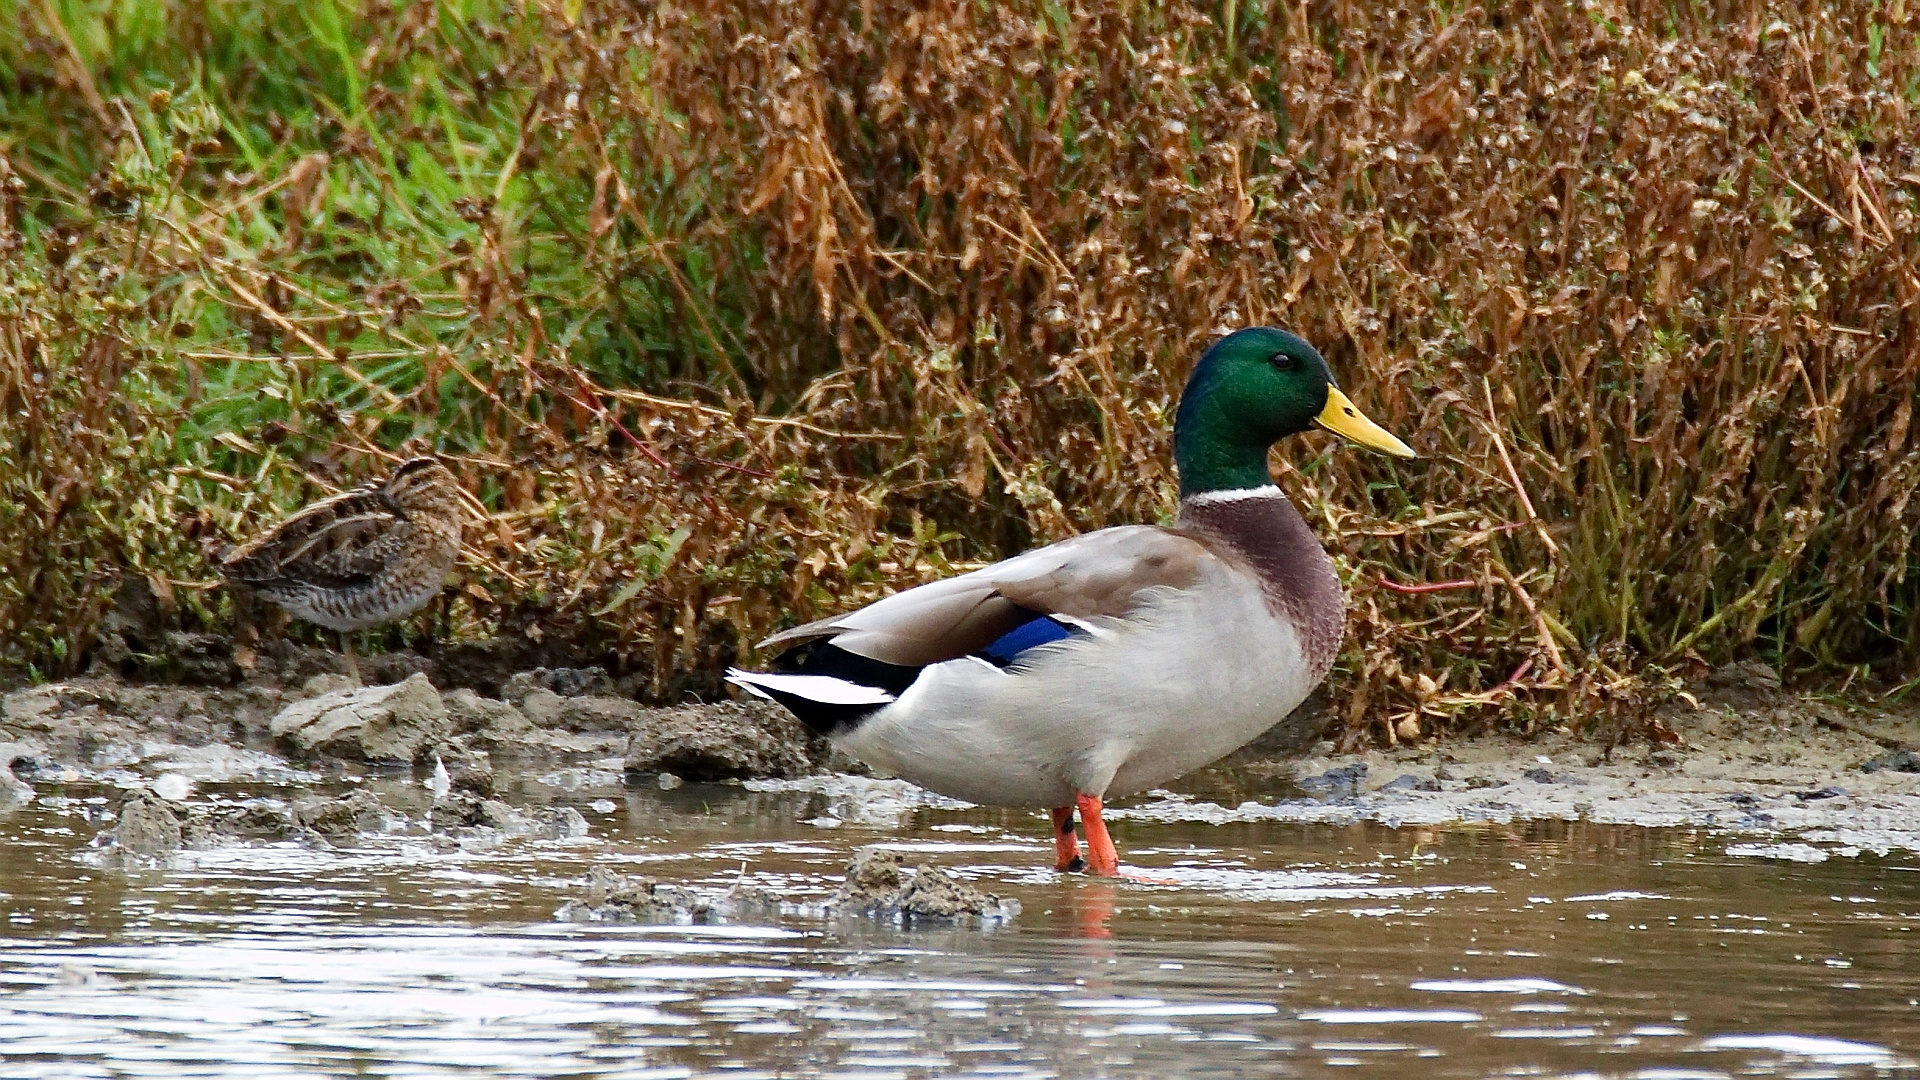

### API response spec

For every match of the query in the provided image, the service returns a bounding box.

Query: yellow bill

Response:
[1317,387,1416,458]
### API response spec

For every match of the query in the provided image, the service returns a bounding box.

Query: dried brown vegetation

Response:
[2,0,1917,743]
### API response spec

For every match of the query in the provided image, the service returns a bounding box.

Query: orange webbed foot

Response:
[1075,793,1121,877]
[1051,806,1085,872]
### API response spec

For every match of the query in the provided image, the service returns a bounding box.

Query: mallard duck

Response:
[729,327,1414,876]
[220,456,463,683]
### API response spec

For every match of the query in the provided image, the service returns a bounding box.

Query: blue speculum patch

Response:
[977,616,1078,667]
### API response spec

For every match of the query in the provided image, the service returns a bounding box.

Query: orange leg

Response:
[1075,793,1121,876]
[1051,806,1084,872]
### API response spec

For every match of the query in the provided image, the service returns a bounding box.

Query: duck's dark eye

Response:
[1269,351,1297,372]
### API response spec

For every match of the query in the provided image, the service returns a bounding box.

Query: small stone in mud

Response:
[295,789,394,838]
[1379,774,1441,793]
[0,770,30,809]
[209,802,301,842]
[430,748,495,797]
[1706,659,1782,695]
[475,799,529,832]
[623,700,820,782]
[828,847,1017,926]
[103,793,183,864]
[1463,775,1504,789]
[554,696,648,733]
[482,798,584,838]
[157,632,245,687]
[1,743,46,777]
[839,846,906,896]
[551,806,590,837]
[1860,749,1920,774]
[434,793,521,832]
[1793,786,1847,801]
[302,674,356,698]
[269,673,450,764]
[152,773,193,802]
[0,744,36,808]
[180,801,303,847]
[1297,762,1367,800]
[441,689,532,746]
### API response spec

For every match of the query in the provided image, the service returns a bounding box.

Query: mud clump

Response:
[503,667,616,702]
[429,792,589,845]
[829,847,1018,926]
[551,852,1017,928]
[294,790,395,839]
[269,673,450,764]
[0,770,29,809]
[1701,660,1785,712]
[435,749,496,797]
[1297,762,1368,801]
[0,743,35,808]
[1379,773,1441,793]
[553,866,780,925]
[554,866,675,922]
[442,689,533,752]
[1860,749,1920,774]
[101,793,183,865]
[541,695,648,733]
[623,700,823,782]
[186,802,302,844]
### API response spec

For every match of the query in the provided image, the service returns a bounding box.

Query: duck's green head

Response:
[1173,327,1414,498]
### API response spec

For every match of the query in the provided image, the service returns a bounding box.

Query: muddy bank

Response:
[0,659,829,788]
[1138,664,1920,860]
[2,654,1916,867]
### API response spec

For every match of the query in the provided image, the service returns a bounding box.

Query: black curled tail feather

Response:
[741,683,885,737]
[744,640,922,737]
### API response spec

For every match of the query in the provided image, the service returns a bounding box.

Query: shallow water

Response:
[2,766,1917,1079]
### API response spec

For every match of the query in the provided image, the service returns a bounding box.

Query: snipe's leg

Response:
[1074,793,1121,876]
[339,630,362,686]
[1051,806,1084,873]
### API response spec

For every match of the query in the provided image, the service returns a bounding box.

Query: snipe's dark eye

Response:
[1269,351,1297,372]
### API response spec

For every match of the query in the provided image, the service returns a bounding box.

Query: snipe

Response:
[221,456,463,682]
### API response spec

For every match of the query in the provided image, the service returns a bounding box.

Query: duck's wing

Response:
[758,525,1214,668]
[219,484,406,591]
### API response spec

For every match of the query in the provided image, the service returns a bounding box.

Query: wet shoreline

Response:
[3,654,1917,867]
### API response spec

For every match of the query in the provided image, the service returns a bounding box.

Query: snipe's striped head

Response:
[382,456,462,517]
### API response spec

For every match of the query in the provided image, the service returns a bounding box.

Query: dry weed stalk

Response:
[2,0,1917,743]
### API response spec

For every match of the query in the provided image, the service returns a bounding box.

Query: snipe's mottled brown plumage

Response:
[220,457,463,681]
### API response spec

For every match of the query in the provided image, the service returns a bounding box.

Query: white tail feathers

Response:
[725,669,897,706]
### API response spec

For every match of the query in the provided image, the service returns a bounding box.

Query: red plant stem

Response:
[1377,576,1479,595]
[561,367,670,468]
[1495,658,1534,691]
